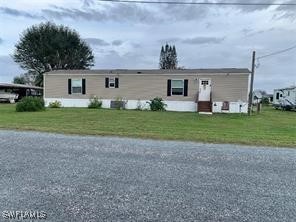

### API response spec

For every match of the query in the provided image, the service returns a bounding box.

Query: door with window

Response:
[199,79,211,101]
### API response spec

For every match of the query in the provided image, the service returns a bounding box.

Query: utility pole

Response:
[248,51,256,116]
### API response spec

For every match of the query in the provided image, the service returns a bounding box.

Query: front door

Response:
[199,79,211,101]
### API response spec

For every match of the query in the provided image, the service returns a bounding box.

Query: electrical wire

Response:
[257,44,296,59]
[97,0,296,6]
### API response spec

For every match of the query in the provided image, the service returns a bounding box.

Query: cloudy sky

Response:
[0,0,295,92]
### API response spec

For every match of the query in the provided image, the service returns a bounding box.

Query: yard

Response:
[0,104,295,147]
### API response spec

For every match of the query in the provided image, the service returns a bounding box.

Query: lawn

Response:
[0,104,295,147]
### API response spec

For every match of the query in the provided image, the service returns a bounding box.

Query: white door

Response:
[199,79,211,101]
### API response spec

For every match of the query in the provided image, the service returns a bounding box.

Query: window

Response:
[109,77,115,88]
[201,80,209,85]
[72,79,82,94]
[105,77,119,88]
[280,94,283,97]
[171,80,184,95]
[276,92,279,100]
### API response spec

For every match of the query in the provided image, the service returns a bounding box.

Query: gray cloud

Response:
[242,28,275,38]
[159,36,225,45]
[112,40,123,46]
[82,0,94,7]
[84,38,110,46]
[182,36,225,45]
[158,37,180,44]
[1,1,294,25]
[42,4,159,23]
[0,7,42,19]
[274,0,296,20]
[0,38,3,44]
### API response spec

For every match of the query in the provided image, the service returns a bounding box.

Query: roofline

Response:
[45,68,251,75]
[274,86,296,91]
[0,83,43,90]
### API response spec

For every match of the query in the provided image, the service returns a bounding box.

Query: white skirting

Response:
[212,101,248,113]
[44,98,247,113]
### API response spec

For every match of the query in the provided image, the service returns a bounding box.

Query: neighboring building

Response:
[252,90,263,105]
[0,83,43,103]
[44,68,250,113]
[273,86,296,110]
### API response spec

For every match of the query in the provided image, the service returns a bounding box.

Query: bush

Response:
[88,96,102,109]
[48,100,62,108]
[147,97,167,111]
[16,97,45,112]
[261,97,270,105]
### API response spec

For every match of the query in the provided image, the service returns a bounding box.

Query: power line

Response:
[257,44,296,59]
[98,0,296,6]
[255,43,296,68]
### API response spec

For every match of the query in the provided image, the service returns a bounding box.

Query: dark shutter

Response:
[82,79,86,94]
[115,78,119,88]
[167,79,171,96]
[184,79,188,96]
[68,79,72,94]
[105,77,109,88]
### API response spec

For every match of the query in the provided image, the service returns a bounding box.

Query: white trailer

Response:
[273,86,296,111]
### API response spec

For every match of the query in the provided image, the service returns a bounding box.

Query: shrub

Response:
[88,96,102,109]
[261,97,270,105]
[48,100,62,108]
[16,97,45,112]
[147,97,167,111]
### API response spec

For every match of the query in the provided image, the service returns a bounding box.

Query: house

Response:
[252,90,263,105]
[273,86,296,110]
[43,68,251,113]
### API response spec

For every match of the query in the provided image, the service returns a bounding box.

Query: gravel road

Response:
[0,130,295,221]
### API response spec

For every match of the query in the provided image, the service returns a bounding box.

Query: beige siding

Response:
[44,72,249,102]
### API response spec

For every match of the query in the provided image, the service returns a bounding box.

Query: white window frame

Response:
[72,79,82,94]
[171,79,184,96]
[109,77,115,88]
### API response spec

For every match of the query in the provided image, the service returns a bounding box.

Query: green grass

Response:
[0,104,295,147]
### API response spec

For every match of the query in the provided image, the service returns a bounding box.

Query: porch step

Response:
[198,101,212,112]
[199,112,213,115]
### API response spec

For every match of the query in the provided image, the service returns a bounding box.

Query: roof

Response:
[0,83,43,90]
[274,86,296,91]
[46,68,251,75]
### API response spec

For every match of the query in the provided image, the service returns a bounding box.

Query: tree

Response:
[13,75,26,84]
[13,73,34,85]
[13,22,94,86]
[159,43,178,69]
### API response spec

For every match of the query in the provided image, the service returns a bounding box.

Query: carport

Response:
[0,83,43,101]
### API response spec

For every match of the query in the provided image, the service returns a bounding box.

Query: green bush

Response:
[48,100,62,108]
[16,97,45,112]
[88,96,102,109]
[261,97,270,105]
[147,97,167,111]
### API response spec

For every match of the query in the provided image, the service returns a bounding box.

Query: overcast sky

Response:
[0,0,295,92]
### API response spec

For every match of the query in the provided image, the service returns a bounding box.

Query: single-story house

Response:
[44,68,251,113]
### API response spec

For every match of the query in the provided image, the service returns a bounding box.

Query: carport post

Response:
[248,51,256,116]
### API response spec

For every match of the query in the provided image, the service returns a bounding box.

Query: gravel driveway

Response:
[0,130,295,221]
